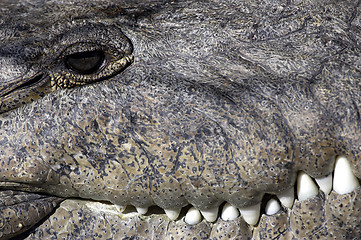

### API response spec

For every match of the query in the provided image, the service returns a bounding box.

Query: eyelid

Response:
[49,42,134,89]
[59,42,106,58]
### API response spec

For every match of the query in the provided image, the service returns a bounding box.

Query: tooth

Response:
[164,208,181,221]
[315,174,333,195]
[200,207,219,222]
[115,205,126,213]
[297,171,318,201]
[277,187,294,208]
[265,198,281,216]
[221,203,239,221]
[239,202,261,225]
[184,207,202,225]
[136,207,148,215]
[333,155,360,195]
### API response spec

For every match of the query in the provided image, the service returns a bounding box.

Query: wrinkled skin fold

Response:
[0,0,361,239]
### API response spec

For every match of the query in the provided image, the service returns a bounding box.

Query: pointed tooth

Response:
[200,207,219,222]
[164,208,181,221]
[221,203,239,221]
[115,205,126,213]
[277,187,294,208]
[315,174,333,195]
[136,207,148,215]
[265,199,281,216]
[297,171,318,201]
[333,155,360,195]
[239,202,261,225]
[184,207,202,225]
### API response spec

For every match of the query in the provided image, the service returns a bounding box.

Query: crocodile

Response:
[1,0,361,239]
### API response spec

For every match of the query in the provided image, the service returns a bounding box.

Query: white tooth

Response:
[114,205,126,213]
[164,208,181,221]
[200,207,219,222]
[221,203,239,221]
[277,187,294,208]
[184,207,202,225]
[333,155,360,195]
[136,207,148,215]
[315,174,333,195]
[297,171,318,201]
[265,198,281,216]
[239,202,261,225]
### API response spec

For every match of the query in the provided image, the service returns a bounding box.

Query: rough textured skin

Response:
[0,191,62,240]
[0,0,360,239]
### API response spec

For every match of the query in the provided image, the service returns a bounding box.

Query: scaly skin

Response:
[0,0,360,239]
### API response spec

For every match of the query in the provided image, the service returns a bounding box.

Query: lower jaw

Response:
[20,182,361,239]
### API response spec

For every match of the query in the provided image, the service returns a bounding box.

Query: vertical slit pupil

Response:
[65,50,105,74]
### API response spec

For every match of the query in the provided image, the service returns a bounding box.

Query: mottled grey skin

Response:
[0,0,360,239]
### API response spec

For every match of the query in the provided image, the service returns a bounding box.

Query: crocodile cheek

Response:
[276,84,338,179]
[0,150,59,187]
[312,66,361,180]
[120,79,301,210]
[1,79,300,210]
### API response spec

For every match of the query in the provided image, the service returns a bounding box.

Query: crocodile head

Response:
[1,0,361,239]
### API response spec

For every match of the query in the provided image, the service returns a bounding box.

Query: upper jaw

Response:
[0,77,334,209]
[1,73,360,233]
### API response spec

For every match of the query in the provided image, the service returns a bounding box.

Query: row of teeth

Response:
[126,156,360,225]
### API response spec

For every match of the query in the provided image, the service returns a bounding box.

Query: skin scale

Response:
[0,0,360,239]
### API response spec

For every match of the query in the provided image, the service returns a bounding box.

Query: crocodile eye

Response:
[65,50,105,74]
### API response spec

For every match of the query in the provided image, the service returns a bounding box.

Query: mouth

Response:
[3,155,360,239]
